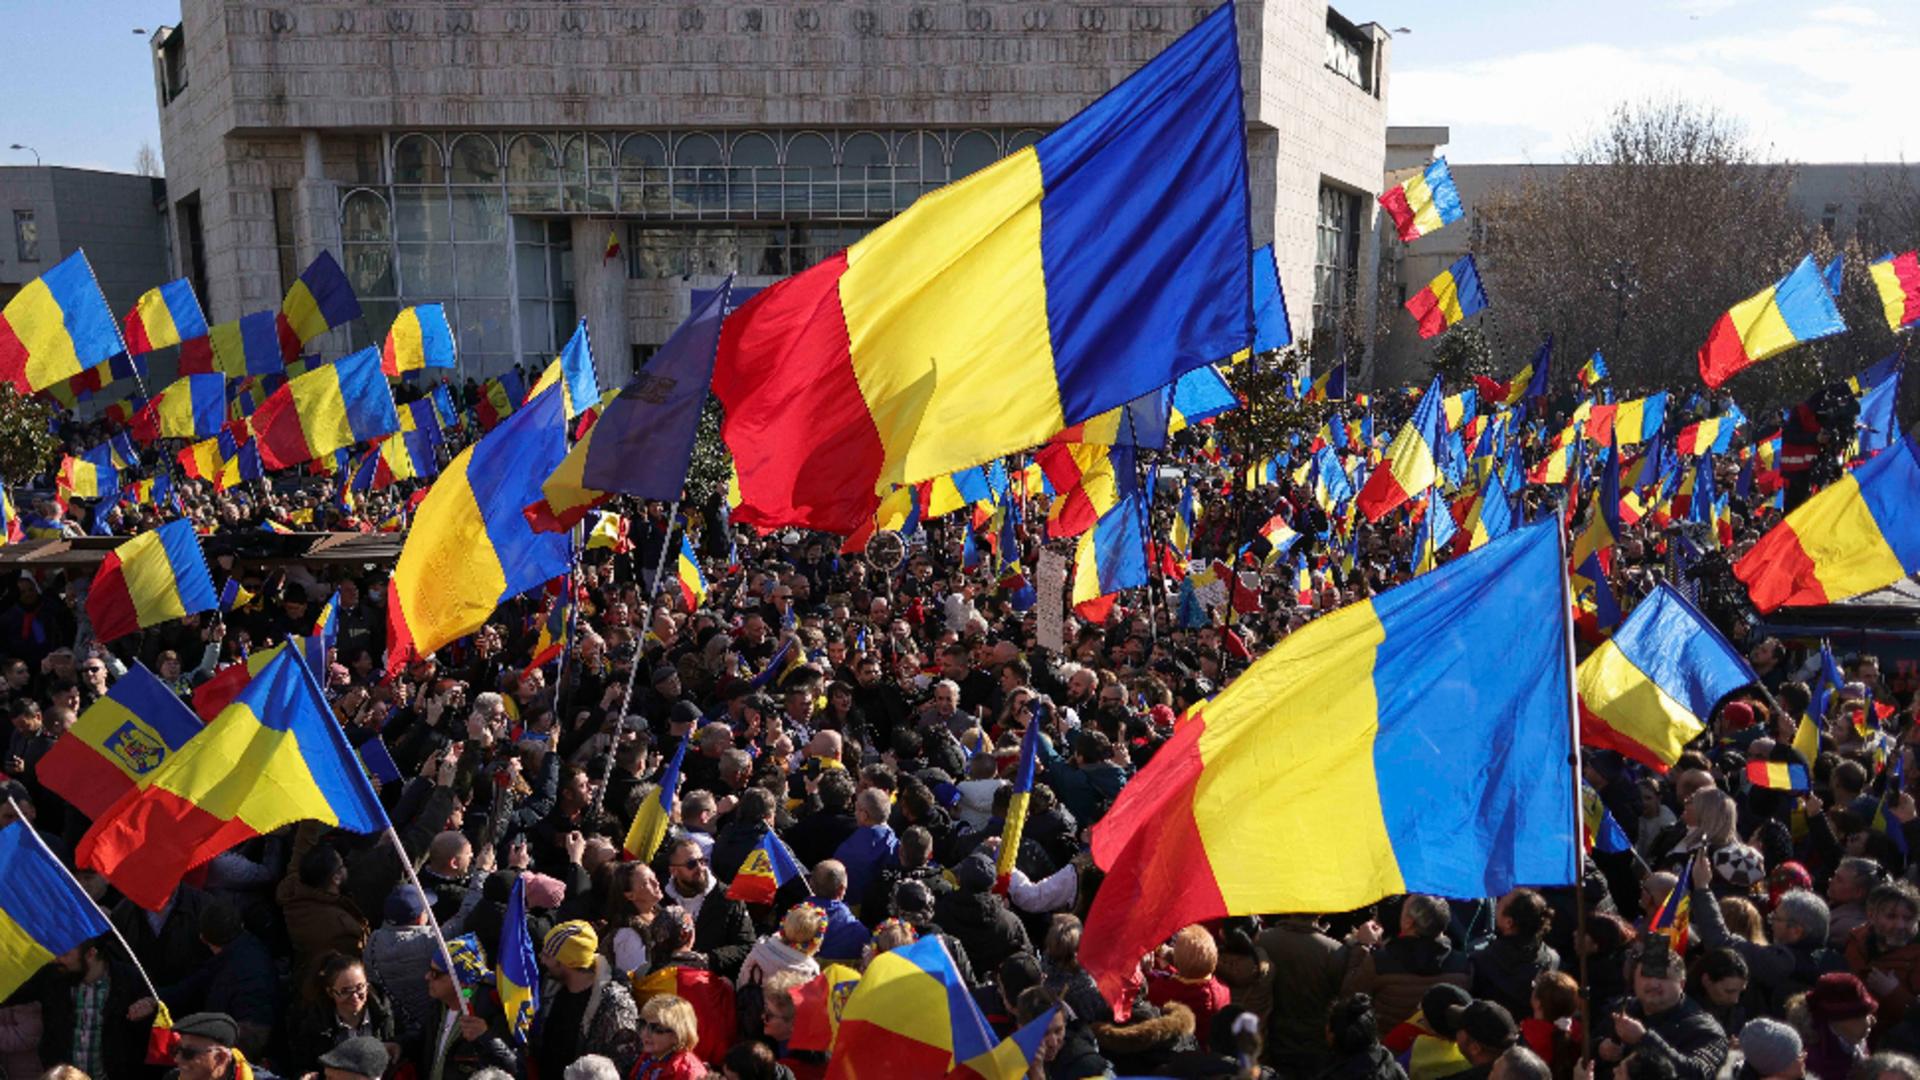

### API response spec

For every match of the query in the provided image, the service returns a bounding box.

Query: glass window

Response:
[450,190,504,243]
[950,131,1000,182]
[672,133,724,214]
[455,242,510,298]
[515,244,551,297]
[731,133,779,216]
[507,135,560,212]
[392,188,450,243]
[561,135,612,213]
[842,133,891,217]
[349,299,400,352]
[1314,184,1358,337]
[518,300,554,354]
[393,134,444,184]
[342,242,395,300]
[618,134,668,213]
[1008,129,1045,152]
[1324,13,1373,94]
[12,210,37,261]
[449,135,501,184]
[341,189,390,242]
[396,242,457,296]
[271,188,297,296]
[455,299,511,358]
[785,132,833,215]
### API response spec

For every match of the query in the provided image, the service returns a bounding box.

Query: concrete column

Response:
[292,130,348,354]
[569,217,629,389]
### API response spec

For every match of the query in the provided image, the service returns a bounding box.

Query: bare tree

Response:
[1474,98,1889,416]
[133,142,162,178]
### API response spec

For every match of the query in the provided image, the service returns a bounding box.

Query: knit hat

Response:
[1808,972,1878,1022]
[954,852,997,894]
[1720,700,1756,730]
[1738,1018,1803,1076]
[543,919,599,970]
[430,933,491,987]
[523,872,566,910]
[1421,984,1473,1038]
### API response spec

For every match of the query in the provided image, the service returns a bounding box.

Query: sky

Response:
[0,1,1913,173]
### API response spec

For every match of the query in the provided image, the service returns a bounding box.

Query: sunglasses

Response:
[172,1046,212,1061]
[645,1022,677,1036]
[673,857,706,869]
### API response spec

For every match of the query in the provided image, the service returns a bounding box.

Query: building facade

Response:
[154,0,1393,387]
[0,166,170,319]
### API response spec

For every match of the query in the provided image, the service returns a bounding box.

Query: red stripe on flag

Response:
[86,551,141,642]
[1733,520,1827,613]
[78,784,265,911]
[1698,312,1752,388]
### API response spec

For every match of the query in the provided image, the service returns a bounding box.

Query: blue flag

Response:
[498,874,539,1043]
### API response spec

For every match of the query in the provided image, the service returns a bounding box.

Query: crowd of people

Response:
[0,362,1916,1080]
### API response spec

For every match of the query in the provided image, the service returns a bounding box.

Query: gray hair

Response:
[1776,889,1830,946]
[1403,894,1451,939]
[471,1070,517,1080]
[1494,1046,1551,1080]
[811,859,848,897]
[1857,1053,1920,1080]
[561,1057,621,1080]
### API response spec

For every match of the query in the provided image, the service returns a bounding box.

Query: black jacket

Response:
[683,887,756,980]
[1468,935,1559,1017]
[285,987,399,1077]
[710,819,771,886]
[932,889,1033,978]
[39,960,153,1080]
[786,809,858,870]
[1615,996,1729,1080]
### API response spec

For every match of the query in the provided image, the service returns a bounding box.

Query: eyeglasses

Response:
[330,983,370,999]
[672,856,706,869]
[81,665,105,674]
[645,1022,677,1036]
[172,1046,211,1061]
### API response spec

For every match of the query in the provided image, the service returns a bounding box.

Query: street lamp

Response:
[7,144,39,166]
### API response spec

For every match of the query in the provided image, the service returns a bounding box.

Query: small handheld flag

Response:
[725,830,809,904]
[623,736,686,862]
[498,874,539,1044]
[1745,759,1810,792]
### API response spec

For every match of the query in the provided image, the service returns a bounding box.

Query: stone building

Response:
[0,166,170,318]
[153,0,1394,387]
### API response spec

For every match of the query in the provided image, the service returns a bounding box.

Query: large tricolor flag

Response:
[278,251,362,355]
[131,374,227,442]
[124,279,209,357]
[1698,254,1847,388]
[1405,255,1487,339]
[386,382,571,671]
[1734,436,1920,612]
[1081,518,1576,1010]
[381,304,457,374]
[78,648,386,910]
[86,521,219,642]
[250,347,401,469]
[1869,252,1920,333]
[0,249,124,393]
[38,662,204,819]
[828,936,1002,1078]
[0,822,113,1002]
[1380,158,1465,242]
[715,5,1251,534]
[1356,376,1443,521]
[1576,583,1756,772]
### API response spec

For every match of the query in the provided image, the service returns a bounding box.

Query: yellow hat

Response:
[542,920,599,970]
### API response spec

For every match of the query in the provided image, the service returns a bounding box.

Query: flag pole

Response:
[1552,501,1593,1059]
[7,799,167,1010]
[381,822,471,1015]
[1123,410,1161,649]
[594,498,679,816]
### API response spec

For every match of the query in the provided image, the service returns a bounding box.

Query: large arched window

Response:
[561,134,612,212]
[841,132,891,217]
[950,130,1001,183]
[449,135,500,184]
[619,133,668,213]
[506,134,560,212]
[730,132,778,216]
[339,189,394,301]
[392,134,444,184]
[784,132,833,215]
[672,132,724,213]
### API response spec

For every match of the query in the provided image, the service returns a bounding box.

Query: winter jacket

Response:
[932,889,1033,978]
[155,930,277,1034]
[1259,920,1350,1071]
[1689,885,1844,1015]
[0,998,42,1080]
[1309,1046,1410,1080]
[814,898,871,965]
[738,935,821,988]
[285,988,398,1078]
[1341,936,1471,1035]
[1847,923,1920,1031]
[38,960,153,1080]
[1613,996,1728,1080]
[630,1049,706,1079]
[278,824,370,980]
[1468,935,1559,1017]
[665,876,757,980]
[364,924,441,1043]
[416,994,518,1080]
[536,956,641,1075]
[1039,747,1127,826]
[832,824,899,911]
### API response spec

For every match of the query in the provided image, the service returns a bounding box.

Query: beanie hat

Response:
[542,920,599,971]
[1738,1018,1803,1076]
[523,872,566,910]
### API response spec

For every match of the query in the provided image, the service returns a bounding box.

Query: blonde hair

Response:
[640,994,699,1054]
[780,903,829,954]
[1170,925,1218,980]
[1690,787,1738,848]
[869,918,918,957]
[762,969,810,1018]
[1719,897,1769,944]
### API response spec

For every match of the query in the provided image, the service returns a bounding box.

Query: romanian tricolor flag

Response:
[251,347,400,470]
[77,648,386,911]
[57,446,120,501]
[830,936,1002,1077]
[1611,393,1667,449]
[1405,255,1487,339]
[497,874,539,1044]
[1356,376,1442,521]
[37,662,204,819]
[0,249,124,394]
[623,736,685,861]
[725,831,808,904]
[1306,362,1346,403]
[1379,157,1465,242]
[603,228,622,263]
[1734,437,1920,612]
[586,511,632,554]
[1869,252,1920,332]
[132,374,226,442]
[474,372,523,431]
[525,321,601,420]
[1040,443,1132,539]
[1747,759,1810,792]
[1575,583,1755,772]
[183,310,291,378]
[1582,785,1631,854]
[1647,857,1695,952]
[714,6,1250,535]
[85,521,219,643]
[219,577,254,612]
[1698,254,1847,388]
[0,821,113,1001]
[124,279,208,357]
[1070,487,1147,622]
[278,251,361,355]
[1082,519,1576,1009]
[1577,351,1608,388]
[994,721,1040,894]
[952,1005,1062,1080]
[387,383,570,672]
[675,536,707,610]
[380,304,456,375]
